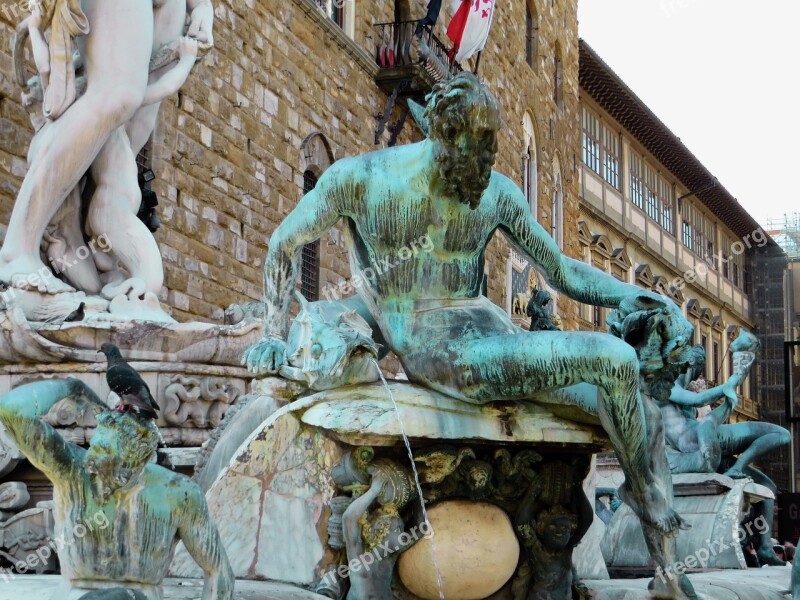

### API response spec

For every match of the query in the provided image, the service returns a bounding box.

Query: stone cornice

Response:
[293,0,379,78]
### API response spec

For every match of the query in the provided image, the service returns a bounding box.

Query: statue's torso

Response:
[340,153,503,308]
[658,400,704,456]
[54,470,179,586]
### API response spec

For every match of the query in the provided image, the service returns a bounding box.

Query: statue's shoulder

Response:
[489,170,522,198]
[327,142,422,183]
[143,463,202,501]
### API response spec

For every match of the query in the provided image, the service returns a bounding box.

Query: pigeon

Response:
[64,302,85,322]
[99,343,160,420]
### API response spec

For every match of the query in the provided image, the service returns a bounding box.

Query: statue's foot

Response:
[757,546,787,567]
[619,481,688,536]
[573,580,592,600]
[722,466,747,479]
[0,256,75,294]
[649,572,698,600]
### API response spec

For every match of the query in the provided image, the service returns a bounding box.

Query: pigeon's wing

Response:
[141,381,160,410]
[106,363,137,395]
[140,384,160,411]
[121,393,159,420]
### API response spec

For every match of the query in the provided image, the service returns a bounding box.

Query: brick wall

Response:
[0,0,581,328]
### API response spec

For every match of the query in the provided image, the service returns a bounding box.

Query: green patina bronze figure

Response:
[245,73,690,572]
[658,330,790,566]
[0,379,234,600]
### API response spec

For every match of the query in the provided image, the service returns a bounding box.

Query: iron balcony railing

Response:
[374,20,462,82]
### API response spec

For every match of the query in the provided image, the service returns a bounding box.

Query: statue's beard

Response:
[86,457,140,503]
[90,475,118,504]
[437,145,494,209]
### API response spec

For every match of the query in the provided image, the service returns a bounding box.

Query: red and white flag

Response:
[446,0,496,62]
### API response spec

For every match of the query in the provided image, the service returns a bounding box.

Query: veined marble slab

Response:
[300,381,610,448]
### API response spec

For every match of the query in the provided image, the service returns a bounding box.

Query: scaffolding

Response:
[766,212,800,260]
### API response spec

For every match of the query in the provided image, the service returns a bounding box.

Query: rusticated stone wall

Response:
[0,0,581,328]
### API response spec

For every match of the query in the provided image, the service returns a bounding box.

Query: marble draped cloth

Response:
[44,0,90,120]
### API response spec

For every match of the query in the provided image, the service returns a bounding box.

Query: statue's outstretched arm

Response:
[0,379,100,480]
[669,375,741,409]
[496,178,646,308]
[262,169,344,339]
[178,483,235,600]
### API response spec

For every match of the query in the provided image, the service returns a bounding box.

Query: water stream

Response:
[373,361,446,600]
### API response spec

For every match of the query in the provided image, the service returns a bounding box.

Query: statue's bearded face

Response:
[424,72,503,209]
[434,122,499,210]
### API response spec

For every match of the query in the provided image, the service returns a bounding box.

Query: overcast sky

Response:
[578,0,799,230]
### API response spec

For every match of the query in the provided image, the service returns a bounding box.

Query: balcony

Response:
[373,20,462,95]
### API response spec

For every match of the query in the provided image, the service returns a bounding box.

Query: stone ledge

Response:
[0,576,327,600]
[301,381,610,448]
[585,566,791,600]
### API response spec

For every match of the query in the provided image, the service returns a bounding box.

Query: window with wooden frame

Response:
[659,178,674,234]
[316,0,344,28]
[644,165,660,223]
[582,107,601,175]
[602,126,620,189]
[629,151,644,209]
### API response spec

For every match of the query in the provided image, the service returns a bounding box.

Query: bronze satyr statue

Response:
[0,378,233,599]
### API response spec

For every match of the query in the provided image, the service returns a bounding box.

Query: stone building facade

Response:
[0,0,582,328]
[577,40,787,429]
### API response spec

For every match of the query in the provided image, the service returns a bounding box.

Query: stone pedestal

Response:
[173,380,612,598]
[602,473,774,573]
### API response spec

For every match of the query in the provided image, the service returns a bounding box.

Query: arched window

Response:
[553,43,564,109]
[300,171,321,301]
[298,132,335,301]
[525,2,539,70]
[522,113,538,217]
[552,156,564,250]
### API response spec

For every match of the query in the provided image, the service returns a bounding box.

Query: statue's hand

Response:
[178,36,199,62]
[186,2,214,46]
[243,337,287,376]
[722,382,739,409]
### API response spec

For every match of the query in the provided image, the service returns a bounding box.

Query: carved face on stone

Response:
[84,412,158,503]
[607,294,695,401]
[535,509,577,551]
[425,73,502,209]
[282,296,380,390]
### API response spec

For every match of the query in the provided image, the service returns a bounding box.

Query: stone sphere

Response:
[398,500,519,600]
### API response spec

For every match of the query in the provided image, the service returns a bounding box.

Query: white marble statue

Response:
[0,0,213,322]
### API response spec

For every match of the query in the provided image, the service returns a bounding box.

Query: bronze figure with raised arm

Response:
[0,379,233,600]
[245,72,691,571]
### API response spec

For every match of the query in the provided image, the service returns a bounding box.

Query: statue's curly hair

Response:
[424,73,502,143]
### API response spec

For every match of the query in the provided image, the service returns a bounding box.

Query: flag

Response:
[446,0,496,62]
[417,0,444,32]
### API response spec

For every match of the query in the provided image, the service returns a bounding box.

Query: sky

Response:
[577,0,799,230]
